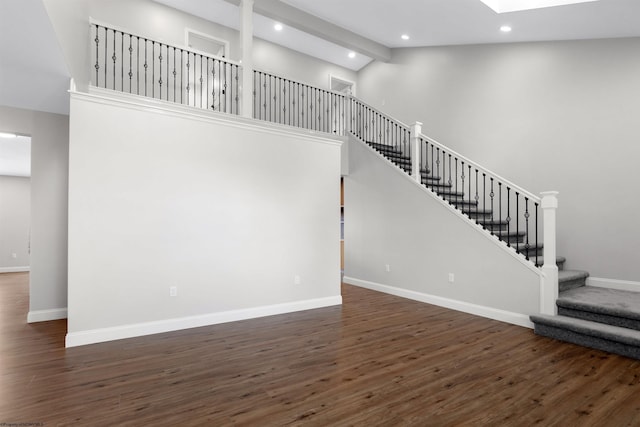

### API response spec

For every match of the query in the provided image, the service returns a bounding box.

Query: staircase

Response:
[367,141,538,258]
[365,140,640,360]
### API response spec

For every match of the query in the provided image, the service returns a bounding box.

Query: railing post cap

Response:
[541,191,559,209]
[412,121,423,127]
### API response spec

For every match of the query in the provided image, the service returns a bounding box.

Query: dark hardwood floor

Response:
[2,272,640,426]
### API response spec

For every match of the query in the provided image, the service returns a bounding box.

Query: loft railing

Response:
[91,23,240,115]
[418,133,541,265]
[253,70,348,134]
[348,98,412,171]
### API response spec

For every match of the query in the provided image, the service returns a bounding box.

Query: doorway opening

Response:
[330,75,356,96]
[0,132,31,274]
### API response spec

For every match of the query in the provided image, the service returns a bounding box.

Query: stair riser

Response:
[534,323,640,360]
[559,277,587,293]
[558,307,640,331]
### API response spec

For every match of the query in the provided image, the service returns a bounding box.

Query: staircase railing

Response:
[253,70,348,135]
[348,98,412,167]
[418,133,542,266]
[91,23,241,115]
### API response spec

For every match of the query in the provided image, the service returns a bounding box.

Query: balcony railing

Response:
[91,23,240,115]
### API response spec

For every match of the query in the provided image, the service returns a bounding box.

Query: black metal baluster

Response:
[482,173,486,229]
[185,52,190,105]
[516,193,520,255]
[151,41,154,98]
[206,57,209,110]
[468,165,472,215]
[455,158,458,195]
[436,148,441,191]
[94,25,100,87]
[200,54,203,109]
[104,28,108,88]
[525,197,530,261]
[112,29,116,90]
[490,178,495,235]
[120,30,124,91]
[235,66,239,114]
[475,169,479,223]
[448,154,452,197]
[506,187,511,247]
[535,203,540,266]
[129,35,133,93]
[499,183,503,238]
[158,43,163,100]
[173,47,176,102]
[144,39,148,97]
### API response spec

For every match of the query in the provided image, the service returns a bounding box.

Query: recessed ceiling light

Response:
[348,51,356,59]
[274,23,283,31]
[401,34,410,40]
[0,132,17,138]
[500,25,512,32]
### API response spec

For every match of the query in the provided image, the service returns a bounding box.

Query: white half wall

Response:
[357,37,640,283]
[343,137,541,323]
[0,176,31,270]
[0,106,69,322]
[66,91,342,346]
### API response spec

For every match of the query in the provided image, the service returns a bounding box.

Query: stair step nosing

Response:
[556,299,640,322]
[531,314,640,346]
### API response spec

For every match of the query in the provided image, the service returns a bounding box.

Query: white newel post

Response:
[411,122,422,184]
[240,0,254,119]
[541,191,559,315]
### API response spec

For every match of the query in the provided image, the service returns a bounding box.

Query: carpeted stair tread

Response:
[557,269,589,292]
[559,270,589,284]
[530,314,640,358]
[557,286,640,321]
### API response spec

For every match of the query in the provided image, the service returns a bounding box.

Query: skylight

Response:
[479,0,599,13]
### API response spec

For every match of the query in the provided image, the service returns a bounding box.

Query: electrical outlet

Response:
[169,286,178,297]
[448,273,455,283]
[385,264,391,272]
[294,275,301,285]
[11,253,17,259]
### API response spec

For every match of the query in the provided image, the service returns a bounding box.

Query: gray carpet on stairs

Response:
[531,314,640,359]
[559,286,640,320]
[531,286,640,359]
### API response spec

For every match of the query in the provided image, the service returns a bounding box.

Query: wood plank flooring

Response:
[2,272,640,426]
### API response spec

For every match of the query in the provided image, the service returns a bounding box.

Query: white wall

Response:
[0,106,69,320]
[357,37,640,283]
[0,176,31,272]
[42,0,357,93]
[66,91,341,346]
[344,137,541,324]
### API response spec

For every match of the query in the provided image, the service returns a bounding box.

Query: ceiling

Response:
[2,0,640,120]
[156,0,640,70]
[0,0,70,116]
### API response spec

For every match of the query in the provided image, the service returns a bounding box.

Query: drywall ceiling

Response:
[154,0,640,65]
[0,0,70,115]
[279,0,640,48]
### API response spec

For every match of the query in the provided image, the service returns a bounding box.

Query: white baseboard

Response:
[0,266,30,273]
[65,295,342,348]
[28,308,68,323]
[344,276,533,329]
[587,277,640,292]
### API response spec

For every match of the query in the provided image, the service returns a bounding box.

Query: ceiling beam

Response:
[224,0,391,62]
